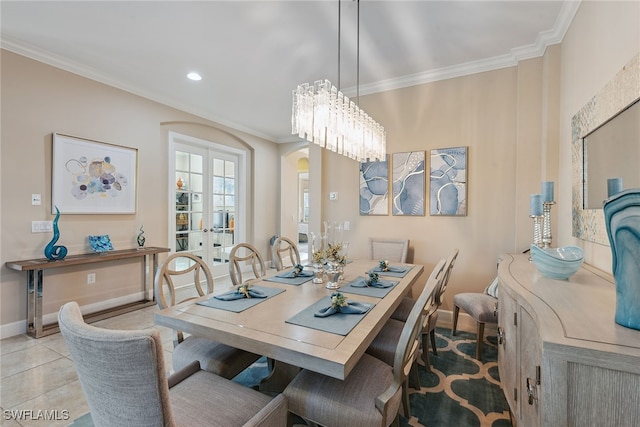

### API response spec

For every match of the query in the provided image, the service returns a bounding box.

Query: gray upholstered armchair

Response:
[58,301,287,427]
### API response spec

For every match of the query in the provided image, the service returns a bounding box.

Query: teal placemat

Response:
[285,296,374,336]
[340,277,398,298]
[264,271,314,286]
[368,264,412,278]
[197,286,285,312]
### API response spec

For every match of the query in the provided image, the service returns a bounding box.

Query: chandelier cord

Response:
[337,0,341,91]
[356,0,360,105]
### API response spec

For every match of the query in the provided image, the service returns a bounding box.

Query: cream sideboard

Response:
[497,253,640,427]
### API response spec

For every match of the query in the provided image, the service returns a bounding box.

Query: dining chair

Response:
[452,278,499,361]
[58,301,287,427]
[391,249,459,368]
[369,238,409,263]
[283,261,437,427]
[271,236,301,271]
[229,243,267,286]
[154,252,260,378]
[365,258,446,416]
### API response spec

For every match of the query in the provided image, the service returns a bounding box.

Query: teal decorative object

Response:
[89,235,113,253]
[137,224,146,248]
[44,206,68,260]
[530,244,583,280]
[604,189,640,330]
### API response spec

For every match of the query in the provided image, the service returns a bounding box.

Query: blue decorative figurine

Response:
[44,206,68,260]
[603,189,640,330]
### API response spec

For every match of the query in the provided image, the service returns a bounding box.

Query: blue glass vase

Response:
[44,206,68,261]
[603,189,640,330]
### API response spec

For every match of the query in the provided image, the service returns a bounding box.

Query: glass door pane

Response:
[210,157,236,270]
[174,151,205,260]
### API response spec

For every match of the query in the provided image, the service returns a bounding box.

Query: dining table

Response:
[154,258,424,389]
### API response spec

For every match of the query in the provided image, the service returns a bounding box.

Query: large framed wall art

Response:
[359,157,389,215]
[52,133,138,214]
[391,151,425,216]
[430,146,467,216]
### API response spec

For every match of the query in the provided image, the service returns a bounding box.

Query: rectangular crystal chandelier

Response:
[291,80,386,162]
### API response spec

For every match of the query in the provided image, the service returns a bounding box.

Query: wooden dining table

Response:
[154,259,424,385]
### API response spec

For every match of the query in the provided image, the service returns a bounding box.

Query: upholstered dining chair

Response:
[271,236,301,271]
[58,301,287,427]
[154,252,261,378]
[366,258,446,415]
[391,249,459,368]
[452,278,499,361]
[283,260,440,427]
[229,243,267,286]
[369,238,410,263]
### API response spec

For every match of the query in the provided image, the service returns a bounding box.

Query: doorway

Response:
[169,132,245,277]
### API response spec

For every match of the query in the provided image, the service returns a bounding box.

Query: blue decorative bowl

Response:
[530,245,584,280]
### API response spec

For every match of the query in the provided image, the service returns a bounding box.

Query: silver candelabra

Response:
[542,201,555,248]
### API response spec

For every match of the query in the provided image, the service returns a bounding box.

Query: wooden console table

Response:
[6,246,170,338]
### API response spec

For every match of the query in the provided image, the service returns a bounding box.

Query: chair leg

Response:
[402,379,411,419]
[476,322,485,360]
[452,305,460,336]
[430,329,437,356]
[409,361,421,389]
[421,333,430,366]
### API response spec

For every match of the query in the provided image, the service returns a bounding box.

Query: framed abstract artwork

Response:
[392,151,425,216]
[52,133,138,214]
[359,157,389,215]
[430,146,468,216]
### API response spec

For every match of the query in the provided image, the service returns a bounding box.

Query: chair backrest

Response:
[369,238,409,263]
[272,236,301,271]
[58,302,174,427]
[154,252,214,310]
[374,258,446,421]
[435,249,459,307]
[228,243,267,286]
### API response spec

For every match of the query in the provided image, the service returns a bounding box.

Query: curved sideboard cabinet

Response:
[497,253,640,427]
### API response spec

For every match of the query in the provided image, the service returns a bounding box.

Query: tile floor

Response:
[0,278,236,427]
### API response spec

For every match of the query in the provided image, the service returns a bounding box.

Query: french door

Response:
[170,133,244,277]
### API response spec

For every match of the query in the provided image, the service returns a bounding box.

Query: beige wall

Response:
[320,61,555,311]
[0,51,278,336]
[558,1,640,271]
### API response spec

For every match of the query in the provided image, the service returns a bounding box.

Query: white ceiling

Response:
[1,1,579,143]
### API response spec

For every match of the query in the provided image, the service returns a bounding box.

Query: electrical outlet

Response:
[87,273,96,284]
[344,221,350,231]
[31,221,53,233]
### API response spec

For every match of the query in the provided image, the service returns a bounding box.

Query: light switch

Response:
[32,194,42,205]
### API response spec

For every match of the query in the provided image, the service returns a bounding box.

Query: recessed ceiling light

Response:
[187,72,202,81]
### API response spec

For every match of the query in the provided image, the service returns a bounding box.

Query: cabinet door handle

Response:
[203,228,208,233]
[497,327,505,345]
[526,377,537,405]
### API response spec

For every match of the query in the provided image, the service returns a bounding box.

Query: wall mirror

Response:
[583,98,640,209]
[572,53,640,244]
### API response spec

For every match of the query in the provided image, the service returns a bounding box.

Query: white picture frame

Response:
[52,133,138,214]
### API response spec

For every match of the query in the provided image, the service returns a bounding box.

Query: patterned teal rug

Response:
[72,328,511,426]
[404,327,512,427]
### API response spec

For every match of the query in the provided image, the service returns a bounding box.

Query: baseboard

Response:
[0,291,147,339]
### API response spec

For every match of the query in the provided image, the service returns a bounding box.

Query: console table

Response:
[6,246,169,338]
[497,253,640,426]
